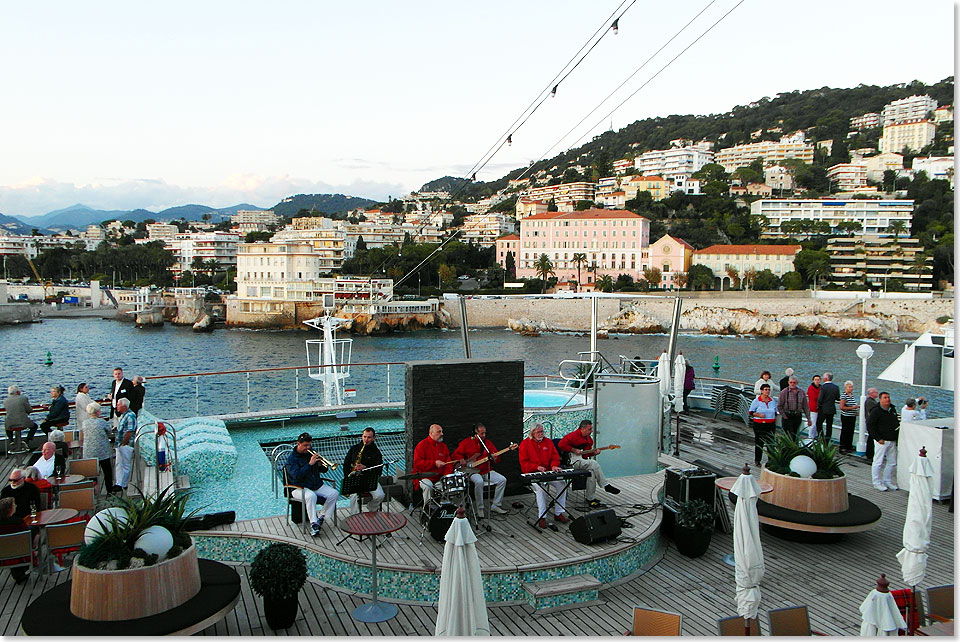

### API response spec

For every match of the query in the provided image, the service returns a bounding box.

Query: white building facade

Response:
[751,199,914,237]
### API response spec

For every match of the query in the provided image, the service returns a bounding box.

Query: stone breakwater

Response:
[450,296,952,340]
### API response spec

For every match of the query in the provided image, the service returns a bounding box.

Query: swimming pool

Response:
[523,389,590,410]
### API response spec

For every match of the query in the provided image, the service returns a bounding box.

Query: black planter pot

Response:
[263,595,300,630]
[674,525,713,558]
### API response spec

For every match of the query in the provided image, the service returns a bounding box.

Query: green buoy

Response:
[712,356,720,371]
[44,351,52,366]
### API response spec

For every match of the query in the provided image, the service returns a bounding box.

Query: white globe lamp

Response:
[84,506,130,544]
[789,454,817,478]
[134,525,175,559]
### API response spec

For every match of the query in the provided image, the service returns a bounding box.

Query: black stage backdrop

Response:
[404,359,526,496]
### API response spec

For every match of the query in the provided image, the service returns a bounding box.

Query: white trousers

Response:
[115,444,134,488]
[871,440,898,488]
[348,483,384,513]
[570,455,605,499]
[291,485,339,524]
[532,480,566,518]
[808,411,818,438]
[468,471,506,510]
[420,478,436,508]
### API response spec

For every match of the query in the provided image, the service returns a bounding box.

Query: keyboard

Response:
[521,469,591,483]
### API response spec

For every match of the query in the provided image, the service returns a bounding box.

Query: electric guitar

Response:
[467,442,519,468]
[575,444,621,457]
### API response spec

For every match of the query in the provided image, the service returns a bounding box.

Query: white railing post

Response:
[194,376,199,415]
[246,372,251,413]
[386,365,391,402]
[295,369,300,408]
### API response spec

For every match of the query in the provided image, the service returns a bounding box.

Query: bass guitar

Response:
[467,442,519,468]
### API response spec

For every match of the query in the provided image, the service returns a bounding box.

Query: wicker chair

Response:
[717,615,760,636]
[767,605,826,636]
[627,607,682,636]
[925,585,954,622]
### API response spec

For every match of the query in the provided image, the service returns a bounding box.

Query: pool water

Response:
[523,389,589,409]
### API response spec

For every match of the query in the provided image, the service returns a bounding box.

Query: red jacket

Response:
[558,429,594,458]
[519,437,559,474]
[412,436,452,489]
[807,384,821,412]
[452,436,498,474]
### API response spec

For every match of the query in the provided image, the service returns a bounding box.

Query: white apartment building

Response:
[715,136,815,172]
[613,158,634,174]
[751,199,913,237]
[633,146,714,183]
[912,156,954,186]
[850,112,881,130]
[146,222,179,241]
[525,182,597,211]
[0,234,90,259]
[854,152,904,182]
[764,165,795,192]
[81,225,106,249]
[337,220,443,253]
[882,95,937,126]
[459,212,515,246]
[404,210,453,228]
[516,209,650,281]
[879,119,936,153]
[933,105,953,123]
[231,209,278,227]
[168,231,240,275]
[515,198,549,219]
[826,163,875,193]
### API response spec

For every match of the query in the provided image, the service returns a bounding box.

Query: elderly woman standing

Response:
[838,380,860,453]
[74,383,93,436]
[82,402,114,491]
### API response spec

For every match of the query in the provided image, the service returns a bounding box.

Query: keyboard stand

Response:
[528,479,575,530]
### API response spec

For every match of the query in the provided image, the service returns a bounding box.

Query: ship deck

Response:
[0,408,953,636]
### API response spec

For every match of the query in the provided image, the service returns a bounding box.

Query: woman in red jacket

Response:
[806,374,821,439]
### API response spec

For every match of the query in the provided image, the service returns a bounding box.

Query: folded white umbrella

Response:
[435,515,490,637]
[896,452,934,587]
[732,472,764,625]
[657,351,672,400]
[672,353,687,412]
[859,588,906,636]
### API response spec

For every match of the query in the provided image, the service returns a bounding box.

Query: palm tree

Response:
[572,253,587,291]
[910,251,929,291]
[534,254,555,293]
[725,266,740,289]
[887,220,907,239]
[588,262,599,288]
[596,274,614,292]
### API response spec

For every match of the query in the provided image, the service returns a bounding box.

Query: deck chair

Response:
[890,588,924,633]
[46,520,86,566]
[717,615,760,636]
[628,607,682,636]
[68,457,100,484]
[59,488,95,513]
[0,531,35,581]
[925,585,954,622]
[767,605,827,636]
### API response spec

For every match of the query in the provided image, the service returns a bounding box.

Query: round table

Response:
[340,511,407,623]
[715,477,772,567]
[50,475,84,486]
[23,507,78,527]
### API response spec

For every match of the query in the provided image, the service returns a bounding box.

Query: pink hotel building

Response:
[515,209,651,282]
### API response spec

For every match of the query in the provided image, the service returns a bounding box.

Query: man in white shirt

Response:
[901,398,921,423]
[33,442,60,479]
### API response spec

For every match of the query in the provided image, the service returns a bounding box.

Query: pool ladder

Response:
[132,421,187,496]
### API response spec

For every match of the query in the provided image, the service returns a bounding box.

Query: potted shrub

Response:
[673,498,714,558]
[760,430,849,514]
[249,543,307,630]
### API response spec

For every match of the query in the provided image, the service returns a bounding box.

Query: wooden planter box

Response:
[759,468,848,514]
[70,543,201,621]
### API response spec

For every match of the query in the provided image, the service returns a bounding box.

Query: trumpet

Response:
[308,449,338,470]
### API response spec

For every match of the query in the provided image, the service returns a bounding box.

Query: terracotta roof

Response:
[694,244,802,255]
[525,208,648,221]
[652,234,694,250]
[497,233,520,241]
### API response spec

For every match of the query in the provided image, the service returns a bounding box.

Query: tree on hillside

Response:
[534,254,555,293]
[692,163,729,183]
[732,167,762,185]
[505,252,516,280]
[547,199,558,212]
[574,200,593,211]
[752,269,780,290]
[438,263,456,287]
[688,264,715,290]
[794,248,831,290]
[886,220,907,238]
[781,271,804,290]
[245,231,274,243]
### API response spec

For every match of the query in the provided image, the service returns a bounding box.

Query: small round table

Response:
[340,511,407,623]
[24,507,79,527]
[715,477,773,567]
[50,475,84,486]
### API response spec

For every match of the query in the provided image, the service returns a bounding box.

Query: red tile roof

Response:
[525,208,648,221]
[694,244,802,255]
[497,233,520,241]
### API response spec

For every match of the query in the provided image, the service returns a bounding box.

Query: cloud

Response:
[0,175,409,218]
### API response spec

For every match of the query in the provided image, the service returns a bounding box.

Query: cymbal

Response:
[397,472,436,480]
[456,467,480,475]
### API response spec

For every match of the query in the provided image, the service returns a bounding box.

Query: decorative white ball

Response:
[789,455,818,478]
[84,507,130,544]
[134,525,174,559]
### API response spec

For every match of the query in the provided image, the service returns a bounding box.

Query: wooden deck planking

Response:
[0,408,953,636]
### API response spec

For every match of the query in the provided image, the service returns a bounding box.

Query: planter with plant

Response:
[760,429,849,514]
[71,486,202,621]
[249,542,308,630]
[673,498,714,558]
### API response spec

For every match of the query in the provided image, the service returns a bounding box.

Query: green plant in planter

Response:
[807,437,845,478]
[249,543,308,602]
[763,429,803,475]
[762,429,845,479]
[676,499,714,532]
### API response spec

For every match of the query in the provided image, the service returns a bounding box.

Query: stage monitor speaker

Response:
[664,467,716,506]
[569,509,621,544]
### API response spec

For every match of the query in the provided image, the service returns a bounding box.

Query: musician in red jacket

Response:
[519,423,569,528]
[452,423,509,518]
[412,424,454,508]
[558,419,620,508]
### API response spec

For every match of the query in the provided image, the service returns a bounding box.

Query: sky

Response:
[0,1,954,218]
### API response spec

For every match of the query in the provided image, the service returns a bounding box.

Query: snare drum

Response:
[438,472,468,497]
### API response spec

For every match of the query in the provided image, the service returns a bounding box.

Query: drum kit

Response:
[398,466,480,542]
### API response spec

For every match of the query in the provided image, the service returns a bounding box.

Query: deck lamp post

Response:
[855,343,874,455]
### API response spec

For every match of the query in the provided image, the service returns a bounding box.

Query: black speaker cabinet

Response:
[664,467,716,507]
[569,509,622,544]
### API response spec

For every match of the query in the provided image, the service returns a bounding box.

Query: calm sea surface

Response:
[1,318,953,419]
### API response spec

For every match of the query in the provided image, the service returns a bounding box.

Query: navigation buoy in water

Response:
[44,351,53,366]
[712,356,720,371]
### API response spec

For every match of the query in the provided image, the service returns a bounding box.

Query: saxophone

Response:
[352,442,367,474]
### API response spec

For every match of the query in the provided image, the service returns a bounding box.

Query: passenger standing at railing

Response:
[3,385,38,444]
[806,375,821,439]
[106,367,133,427]
[112,398,137,493]
[129,376,146,416]
[749,384,778,467]
[83,402,114,491]
[683,364,696,413]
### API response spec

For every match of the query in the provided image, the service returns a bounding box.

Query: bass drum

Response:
[428,502,458,542]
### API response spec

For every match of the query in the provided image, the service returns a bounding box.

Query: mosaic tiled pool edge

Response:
[193,529,661,605]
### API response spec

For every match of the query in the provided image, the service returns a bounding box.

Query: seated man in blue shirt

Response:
[285,433,339,536]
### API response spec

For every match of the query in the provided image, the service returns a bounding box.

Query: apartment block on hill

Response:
[715,135,815,172]
[751,198,913,237]
[879,119,936,153]
[827,235,933,291]
[525,182,597,211]
[882,95,937,127]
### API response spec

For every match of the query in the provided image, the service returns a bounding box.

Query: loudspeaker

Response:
[569,509,621,544]
[664,467,715,506]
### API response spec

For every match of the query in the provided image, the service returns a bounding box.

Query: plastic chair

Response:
[717,615,760,636]
[767,605,826,636]
[925,585,954,622]
[628,607,682,636]
[46,520,86,566]
[0,531,34,579]
[59,481,95,493]
[67,458,100,485]
[59,488,95,513]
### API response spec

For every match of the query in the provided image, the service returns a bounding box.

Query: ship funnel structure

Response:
[878,328,954,391]
[303,315,354,406]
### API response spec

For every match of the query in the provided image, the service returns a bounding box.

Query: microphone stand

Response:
[476,437,494,534]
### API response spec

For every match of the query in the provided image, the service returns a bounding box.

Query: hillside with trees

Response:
[270,194,377,219]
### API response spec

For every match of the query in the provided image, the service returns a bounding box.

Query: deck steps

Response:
[522,573,602,612]
[138,465,190,496]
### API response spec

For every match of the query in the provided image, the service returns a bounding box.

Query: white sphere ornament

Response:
[789,455,818,478]
[134,525,174,559]
[84,506,130,544]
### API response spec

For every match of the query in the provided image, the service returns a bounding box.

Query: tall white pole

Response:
[855,343,874,456]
